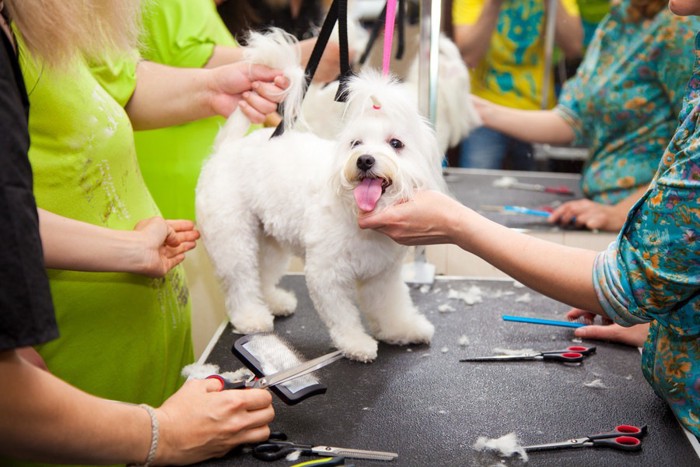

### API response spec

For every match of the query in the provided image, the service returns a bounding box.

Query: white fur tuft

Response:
[213,28,307,150]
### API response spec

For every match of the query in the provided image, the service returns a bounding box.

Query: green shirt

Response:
[18,37,193,423]
[134,0,238,220]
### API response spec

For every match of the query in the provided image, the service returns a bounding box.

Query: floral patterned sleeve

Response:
[592,52,700,436]
[553,53,586,146]
[593,103,700,335]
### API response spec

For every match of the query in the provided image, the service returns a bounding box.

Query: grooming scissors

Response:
[523,424,647,452]
[252,432,398,462]
[459,345,596,363]
[207,349,344,390]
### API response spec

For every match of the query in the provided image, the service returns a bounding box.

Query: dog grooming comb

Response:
[232,333,331,405]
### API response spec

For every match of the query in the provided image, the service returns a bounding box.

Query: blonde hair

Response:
[627,0,668,22]
[5,0,142,68]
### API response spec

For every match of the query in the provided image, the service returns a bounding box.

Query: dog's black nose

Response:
[357,155,375,171]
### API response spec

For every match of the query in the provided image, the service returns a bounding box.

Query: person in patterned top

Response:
[472,0,700,232]
[358,0,700,437]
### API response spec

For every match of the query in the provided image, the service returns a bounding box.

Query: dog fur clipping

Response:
[196,28,448,362]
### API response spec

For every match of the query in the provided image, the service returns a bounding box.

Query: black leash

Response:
[271,0,353,137]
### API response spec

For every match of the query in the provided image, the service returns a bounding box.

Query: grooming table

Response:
[444,167,582,231]
[192,275,699,467]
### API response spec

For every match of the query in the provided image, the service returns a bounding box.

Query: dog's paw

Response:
[333,332,378,363]
[265,287,297,317]
[374,314,435,345]
[229,306,275,333]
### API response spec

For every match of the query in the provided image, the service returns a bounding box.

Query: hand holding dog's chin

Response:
[357,191,464,246]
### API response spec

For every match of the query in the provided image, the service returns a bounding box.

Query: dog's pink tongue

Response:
[354,178,383,212]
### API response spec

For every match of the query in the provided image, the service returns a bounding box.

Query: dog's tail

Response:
[214,28,307,149]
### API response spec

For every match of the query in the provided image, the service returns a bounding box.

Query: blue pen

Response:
[502,315,586,328]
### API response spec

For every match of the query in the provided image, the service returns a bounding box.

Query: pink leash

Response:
[382,0,398,76]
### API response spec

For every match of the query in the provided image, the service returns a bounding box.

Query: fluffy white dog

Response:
[196,29,448,362]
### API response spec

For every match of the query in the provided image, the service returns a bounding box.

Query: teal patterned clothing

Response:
[592,32,700,437]
[555,0,700,204]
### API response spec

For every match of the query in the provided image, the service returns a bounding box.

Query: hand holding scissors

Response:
[523,424,647,452]
[207,350,344,390]
[460,345,596,363]
[252,432,398,462]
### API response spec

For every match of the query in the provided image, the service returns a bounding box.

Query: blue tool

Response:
[459,345,596,363]
[523,424,648,452]
[481,205,551,217]
[501,205,551,217]
[502,315,586,328]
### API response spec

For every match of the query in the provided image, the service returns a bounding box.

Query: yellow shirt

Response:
[453,0,580,109]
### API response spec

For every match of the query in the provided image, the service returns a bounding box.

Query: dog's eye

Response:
[350,140,362,148]
[389,138,404,150]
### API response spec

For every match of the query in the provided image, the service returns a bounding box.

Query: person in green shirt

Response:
[0,0,277,465]
[135,0,345,221]
[3,1,286,465]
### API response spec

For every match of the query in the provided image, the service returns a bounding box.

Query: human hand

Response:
[358,190,463,246]
[210,62,289,123]
[133,217,200,278]
[153,378,274,465]
[566,308,649,347]
[299,39,353,83]
[548,198,628,232]
[470,95,495,124]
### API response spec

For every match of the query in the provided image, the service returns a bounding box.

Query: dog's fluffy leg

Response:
[259,236,297,317]
[196,162,275,333]
[304,264,379,362]
[358,266,435,346]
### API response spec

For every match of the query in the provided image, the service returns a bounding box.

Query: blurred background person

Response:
[452,0,583,170]
[471,0,699,231]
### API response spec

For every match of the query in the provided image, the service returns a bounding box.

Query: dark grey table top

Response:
[194,275,698,467]
[443,168,582,230]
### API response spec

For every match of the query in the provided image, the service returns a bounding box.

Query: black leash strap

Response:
[271,0,352,137]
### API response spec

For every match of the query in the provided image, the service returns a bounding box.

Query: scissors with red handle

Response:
[523,424,648,452]
[459,345,596,363]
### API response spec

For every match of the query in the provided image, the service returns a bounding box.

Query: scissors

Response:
[207,349,344,390]
[252,432,398,462]
[523,424,648,452]
[459,345,596,363]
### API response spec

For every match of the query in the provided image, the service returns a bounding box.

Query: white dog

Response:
[196,30,447,362]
